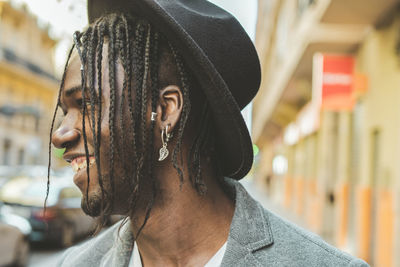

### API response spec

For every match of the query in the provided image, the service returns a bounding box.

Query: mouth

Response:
[71,156,96,173]
[70,156,97,189]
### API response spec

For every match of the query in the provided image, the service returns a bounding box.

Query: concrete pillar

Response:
[335,111,351,249]
[317,111,337,243]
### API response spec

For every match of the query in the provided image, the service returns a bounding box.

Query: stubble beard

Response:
[79,175,134,218]
[81,189,103,217]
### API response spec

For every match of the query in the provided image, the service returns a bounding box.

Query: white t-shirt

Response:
[129,241,227,267]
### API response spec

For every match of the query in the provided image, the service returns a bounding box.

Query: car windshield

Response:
[0,166,17,178]
[0,178,72,207]
[16,165,56,178]
[23,182,58,206]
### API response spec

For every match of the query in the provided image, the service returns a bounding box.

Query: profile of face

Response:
[48,11,216,223]
[51,40,185,218]
[52,50,117,216]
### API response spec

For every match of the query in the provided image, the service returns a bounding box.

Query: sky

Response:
[9,0,258,73]
[209,0,258,40]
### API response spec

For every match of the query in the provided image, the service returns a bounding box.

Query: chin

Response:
[81,190,103,217]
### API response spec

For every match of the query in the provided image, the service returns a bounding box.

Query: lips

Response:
[69,156,97,190]
[71,156,96,173]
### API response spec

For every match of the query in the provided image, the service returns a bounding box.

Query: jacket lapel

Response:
[102,221,134,267]
[221,179,274,267]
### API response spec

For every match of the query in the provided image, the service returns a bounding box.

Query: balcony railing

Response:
[0,47,58,82]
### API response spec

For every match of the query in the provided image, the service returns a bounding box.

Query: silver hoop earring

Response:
[158,125,171,161]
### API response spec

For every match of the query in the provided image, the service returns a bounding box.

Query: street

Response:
[28,244,65,267]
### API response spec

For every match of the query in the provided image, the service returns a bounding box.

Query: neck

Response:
[129,163,234,267]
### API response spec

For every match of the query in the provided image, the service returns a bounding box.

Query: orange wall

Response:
[306,179,322,232]
[283,179,395,266]
[356,186,372,263]
[375,189,394,267]
[336,182,350,248]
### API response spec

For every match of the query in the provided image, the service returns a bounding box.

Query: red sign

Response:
[314,54,355,111]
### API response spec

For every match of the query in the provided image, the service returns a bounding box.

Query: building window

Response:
[272,155,289,176]
[297,0,316,19]
[35,117,40,133]
[3,139,11,165]
[18,148,24,165]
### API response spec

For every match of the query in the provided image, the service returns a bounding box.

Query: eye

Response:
[76,97,98,114]
[76,98,83,108]
[77,97,91,107]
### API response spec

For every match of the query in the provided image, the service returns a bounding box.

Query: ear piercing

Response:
[151,112,157,121]
[158,125,171,161]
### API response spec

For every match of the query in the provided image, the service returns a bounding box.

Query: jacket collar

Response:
[106,178,274,266]
[105,220,134,267]
[221,178,274,266]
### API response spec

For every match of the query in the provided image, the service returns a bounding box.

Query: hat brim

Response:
[88,0,254,179]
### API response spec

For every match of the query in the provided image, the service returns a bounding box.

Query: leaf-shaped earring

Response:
[158,125,171,161]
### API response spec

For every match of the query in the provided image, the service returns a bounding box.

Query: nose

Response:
[52,124,81,149]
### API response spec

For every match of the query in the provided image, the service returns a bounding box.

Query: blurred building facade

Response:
[253,0,400,266]
[0,1,58,166]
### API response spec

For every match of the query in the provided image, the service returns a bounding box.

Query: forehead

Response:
[63,51,83,92]
[60,45,118,104]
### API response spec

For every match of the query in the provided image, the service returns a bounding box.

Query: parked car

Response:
[0,165,19,188]
[0,165,57,188]
[0,201,31,267]
[0,176,96,247]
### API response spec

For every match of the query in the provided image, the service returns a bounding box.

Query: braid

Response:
[135,30,160,239]
[131,21,145,194]
[95,22,107,212]
[87,26,98,139]
[115,20,128,185]
[133,25,154,239]
[90,22,111,231]
[121,17,142,210]
[149,31,159,158]
[121,16,138,199]
[45,44,75,212]
[150,32,159,114]
[77,29,93,210]
[140,26,151,164]
[189,103,211,194]
[169,43,191,186]
[107,16,118,209]
[86,25,99,187]
[122,16,136,172]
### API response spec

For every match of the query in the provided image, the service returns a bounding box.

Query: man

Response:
[51,0,369,266]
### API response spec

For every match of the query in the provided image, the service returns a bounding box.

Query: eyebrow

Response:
[64,86,99,98]
[64,86,82,97]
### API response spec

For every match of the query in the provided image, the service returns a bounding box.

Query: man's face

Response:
[52,50,132,217]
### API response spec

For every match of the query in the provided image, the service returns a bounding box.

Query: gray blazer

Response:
[58,179,369,266]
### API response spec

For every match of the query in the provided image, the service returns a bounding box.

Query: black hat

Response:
[87,0,261,179]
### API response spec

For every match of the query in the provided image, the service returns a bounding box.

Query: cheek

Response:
[99,128,111,172]
[91,108,111,176]
[95,94,133,180]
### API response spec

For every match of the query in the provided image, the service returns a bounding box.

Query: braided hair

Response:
[47,13,218,236]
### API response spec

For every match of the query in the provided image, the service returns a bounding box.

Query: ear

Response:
[156,85,183,132]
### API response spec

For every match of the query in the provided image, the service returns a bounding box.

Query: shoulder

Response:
[222,178,368,266]
[256,206,368,266]
[57,221,122,267]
